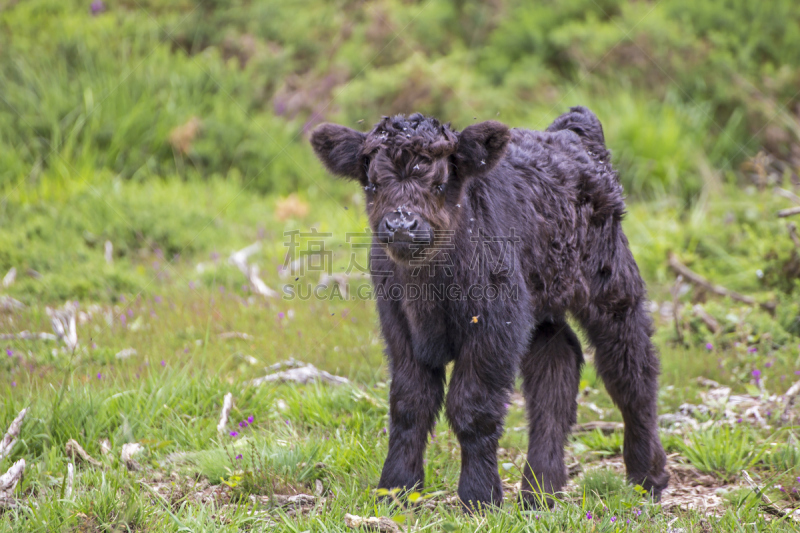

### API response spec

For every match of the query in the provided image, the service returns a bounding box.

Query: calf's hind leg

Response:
[519,319,583,508]
[579,300,669,499]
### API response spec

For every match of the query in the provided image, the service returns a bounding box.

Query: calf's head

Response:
[310,114,510,263]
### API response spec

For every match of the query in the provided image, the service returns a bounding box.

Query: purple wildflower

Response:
[119,295,126,303]
[6,349,12,357]
[97,373,102,380]
[737,417,743,423]
[247,416,254,424]
[748,346,757,353]
[127,309,133,318]
[752,369,761,384]
[11,381,16,388]
[586,512,592,520]
[90,0,105,15]
[229,431,238,437]
[154,296,162,304]
[160,360,166,367]
[120,314,127,326]
[611,516,617,523]
[705,342,713,350]
[278,312,285,319]
[235,454,242,460]
[765,361,773,368]
[239,421,247,428]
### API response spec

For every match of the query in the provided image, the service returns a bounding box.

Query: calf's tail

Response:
[546,106,610,161]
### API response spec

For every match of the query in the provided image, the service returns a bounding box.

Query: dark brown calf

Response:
[310,107,668,510]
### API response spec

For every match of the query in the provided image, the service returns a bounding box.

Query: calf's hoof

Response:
[518,489,558,510]
[458,484,504,513]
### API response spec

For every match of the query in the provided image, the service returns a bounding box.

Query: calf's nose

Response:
[383,214,419,232]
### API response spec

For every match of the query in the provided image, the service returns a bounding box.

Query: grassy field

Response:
[3,0,800,531]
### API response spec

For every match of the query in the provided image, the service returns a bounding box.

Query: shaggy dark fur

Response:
[310,107,669,511]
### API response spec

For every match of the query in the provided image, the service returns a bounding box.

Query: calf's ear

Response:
[454,121,510,178]
[310,123,367,181]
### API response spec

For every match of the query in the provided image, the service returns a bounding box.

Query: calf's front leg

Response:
[378,348,446,493]
[445,346,515,511]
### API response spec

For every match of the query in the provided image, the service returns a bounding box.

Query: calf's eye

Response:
[435,184,445,194]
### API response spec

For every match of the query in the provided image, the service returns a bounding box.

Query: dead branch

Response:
[217,393,234,435]
[46,301,79,351]
[696,377,721,388]
[344,513,400,533]
[65,439,102,467]
[778,207,800,218]
[788,223,800,249]
[252,363,349,386]
[0,295,24,312]
[229,243,279,298]
[0,331,57,341]
[692,304,720,334]
[776,188,800,205]
[66,463,74,499]
[742,470,794,518]
[671,275,685,344]
[781,380,800,425]
[0,459,26,508]
[667,252,774,312]
[0,459,25,493]
[0,408,27,460]
[104,240,113,264]
[121,443,143,471]
[218,332,254,340]
[2,267,15,288]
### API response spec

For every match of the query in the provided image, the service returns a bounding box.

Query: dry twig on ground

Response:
[0,408,27,460]
[668,252,774,312]
[217,393,234,435]
[65,439,102,467]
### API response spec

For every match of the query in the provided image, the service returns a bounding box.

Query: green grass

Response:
[678,426,766,482]
[1,177,800,531]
